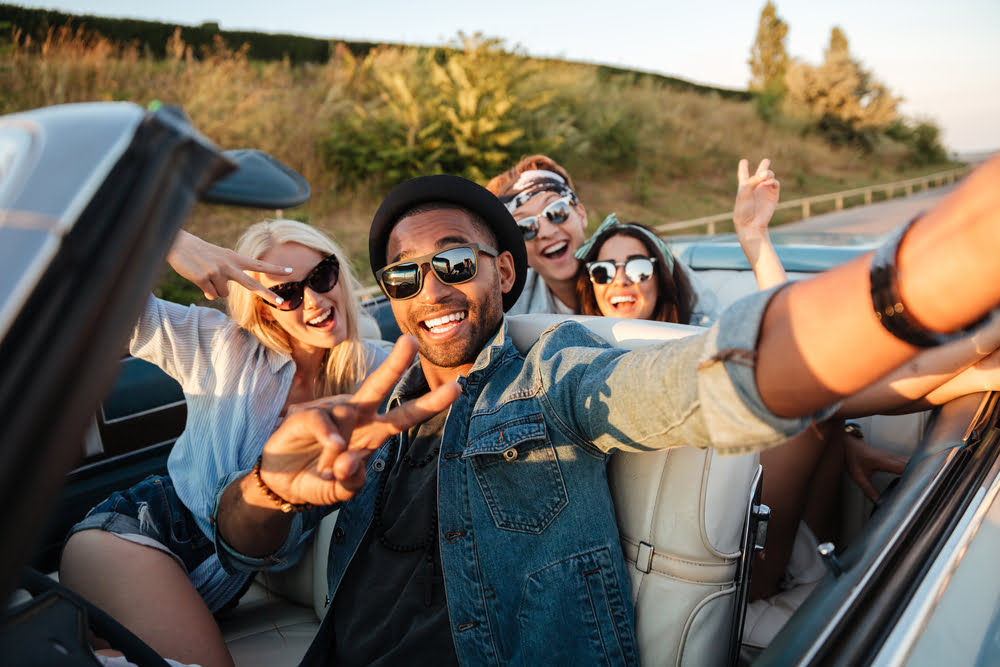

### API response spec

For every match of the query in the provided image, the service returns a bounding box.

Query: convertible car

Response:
[2,102,998,666]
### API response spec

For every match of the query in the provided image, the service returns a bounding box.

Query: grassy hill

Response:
[0,4,956,302]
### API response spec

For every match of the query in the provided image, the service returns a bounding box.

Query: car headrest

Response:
[505,313,699,355]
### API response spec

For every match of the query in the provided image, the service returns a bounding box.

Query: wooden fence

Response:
[653,166,974,236]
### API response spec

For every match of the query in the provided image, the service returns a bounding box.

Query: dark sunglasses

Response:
[515,195,576,241]
[264,253,340,311]
[586,257,657,285]
[375,243,498,301]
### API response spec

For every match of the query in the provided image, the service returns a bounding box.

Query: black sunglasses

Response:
[586,257,657,285]
[375,243,498,301]
[515,195,576,241]
[264,253,340,311]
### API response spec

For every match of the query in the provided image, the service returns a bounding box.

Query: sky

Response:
[11,0,1000,152]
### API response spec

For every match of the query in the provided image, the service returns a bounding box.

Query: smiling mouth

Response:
[307,308,335,327]
[421,311,467,333]
[541,240,569,260]
[608,295,637,310]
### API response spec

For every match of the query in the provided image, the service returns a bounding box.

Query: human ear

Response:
[496,251,517,295]
[575,201,589,231]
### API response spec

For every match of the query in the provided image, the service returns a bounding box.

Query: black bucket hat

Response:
[369,174,528,311]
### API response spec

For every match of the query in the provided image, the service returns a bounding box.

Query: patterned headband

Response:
[498,169,576,213]
[574,213,676,276]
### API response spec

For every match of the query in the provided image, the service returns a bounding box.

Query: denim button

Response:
[373,459,386,472]
[503,448,518,461]
[334,527,345,542]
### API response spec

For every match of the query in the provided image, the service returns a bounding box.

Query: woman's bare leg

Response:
[750,422,836,601]
[61,529,235,667]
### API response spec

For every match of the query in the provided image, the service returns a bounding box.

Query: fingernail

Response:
[329,433,346,448]
[320,468,336,481]
[284,267,294,273]
[275,296,284,304]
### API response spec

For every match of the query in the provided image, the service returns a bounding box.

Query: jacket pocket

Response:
[518,546,636,666]
[465,414,568,533]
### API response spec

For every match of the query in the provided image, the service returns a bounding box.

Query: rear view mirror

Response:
[201,149,310,209]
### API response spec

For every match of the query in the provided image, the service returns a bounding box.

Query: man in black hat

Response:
[215,162,1000,665]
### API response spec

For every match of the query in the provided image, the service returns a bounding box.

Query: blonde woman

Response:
[61,220,389,667]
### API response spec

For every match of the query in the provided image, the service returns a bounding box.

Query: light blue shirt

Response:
[130,295,388,541]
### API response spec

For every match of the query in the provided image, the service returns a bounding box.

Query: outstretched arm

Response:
[215,336,462,558]
[167,229,292,304]
[733,158,787,290]
[755,157,1000,418]
[837,315,1000,416]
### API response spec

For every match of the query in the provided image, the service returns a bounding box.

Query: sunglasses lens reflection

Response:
[517,196,573,240]
[381,264,421,300]
[379,246,482,300]
[625,258,654,282]
[588,258,655,285]
[270,256,340,311]
[588,261,615,284]
[518,219,540,241]
[432,247,477,284]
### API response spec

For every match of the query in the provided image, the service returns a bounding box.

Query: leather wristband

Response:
[870,216,988,347]
[252,455,313,514]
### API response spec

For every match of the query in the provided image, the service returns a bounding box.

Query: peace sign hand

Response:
[257,335,462,506]
[167,229,292,304]
[733,158,781,239]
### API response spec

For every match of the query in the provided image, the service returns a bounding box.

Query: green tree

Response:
[827,26,849,60]
[748,2,789,94]
[320,33,553,186]
[785,27,900,148]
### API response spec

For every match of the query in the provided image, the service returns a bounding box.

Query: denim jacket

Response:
[215,288,820,666]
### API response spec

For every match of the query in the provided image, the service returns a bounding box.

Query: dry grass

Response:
[0,23,953,297]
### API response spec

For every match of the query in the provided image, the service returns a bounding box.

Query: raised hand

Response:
[732,158,786,289]
[257,335,462,506]
[733,158,781,238]
[166,229,292,303]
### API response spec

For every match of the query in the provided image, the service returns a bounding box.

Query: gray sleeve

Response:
[539,288,834,455]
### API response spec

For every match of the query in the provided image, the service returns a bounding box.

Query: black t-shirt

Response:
[329,410,459,666]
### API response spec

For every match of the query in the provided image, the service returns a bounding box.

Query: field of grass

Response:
[0,24,957,304]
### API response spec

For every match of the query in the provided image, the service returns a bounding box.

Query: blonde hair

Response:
[228,219,371,397]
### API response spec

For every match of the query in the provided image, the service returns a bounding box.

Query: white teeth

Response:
[610,295,636,305]
[308,308,331,325]
[423,311,467,330]
[543,241,568,257]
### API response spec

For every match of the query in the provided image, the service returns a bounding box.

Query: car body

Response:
[2,102,997,665]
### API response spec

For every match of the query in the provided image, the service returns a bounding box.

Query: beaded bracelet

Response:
[870,216,989,347]
[252,455,313,514]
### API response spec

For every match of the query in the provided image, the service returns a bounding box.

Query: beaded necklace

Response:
[371,417,444,606]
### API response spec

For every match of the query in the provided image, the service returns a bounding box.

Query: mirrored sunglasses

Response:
[376,243,499,301]
[264,254,340,311]
[586,257,657,285]
[515,195,575,241]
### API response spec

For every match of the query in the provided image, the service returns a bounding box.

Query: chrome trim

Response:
[795,447,963,664]
[873,433,1000,665]
[796,393,994,664]
[100,399,186,424]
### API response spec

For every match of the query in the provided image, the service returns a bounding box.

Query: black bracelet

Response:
[870,216,989,347]
[252,455,313,514]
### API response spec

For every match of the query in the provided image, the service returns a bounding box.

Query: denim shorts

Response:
[68,475,251,613]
